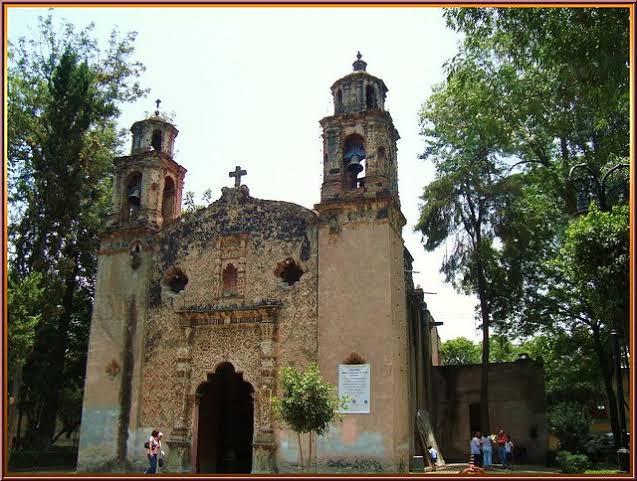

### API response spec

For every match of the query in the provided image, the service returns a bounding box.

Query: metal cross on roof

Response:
[155,98,161,110]
[229,165,247,188]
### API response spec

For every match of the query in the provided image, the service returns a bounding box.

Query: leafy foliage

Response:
[7,272,44,381]
[182,188,213,213]
[556,450,591,474]
[440,337,481,365]
[548,402,591,453]
[418,7,629,445]
[272,363,343,470]
[273,363,341,436]
[7,13,146,449]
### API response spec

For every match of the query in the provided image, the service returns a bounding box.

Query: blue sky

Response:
[7,6,481,341]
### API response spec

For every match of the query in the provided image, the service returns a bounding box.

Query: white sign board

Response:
[338,364,370,413]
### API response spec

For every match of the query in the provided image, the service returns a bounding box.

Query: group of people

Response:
[470,429,514,470]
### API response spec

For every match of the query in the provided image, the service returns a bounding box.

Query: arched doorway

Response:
[195,363,254,473]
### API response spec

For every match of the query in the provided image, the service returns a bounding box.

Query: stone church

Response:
[77,54,546,473]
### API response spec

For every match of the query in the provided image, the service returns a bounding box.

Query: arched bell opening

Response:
[343,134,366,189]
[162,176,176,224]
[335,89,343,113]
[365,84,377,110]
[151,129,163,151]
[193,363,254,474]
[122,171,142,222]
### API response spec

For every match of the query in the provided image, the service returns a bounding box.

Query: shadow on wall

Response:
[431,360,547,464]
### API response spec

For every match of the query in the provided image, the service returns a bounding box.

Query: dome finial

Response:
[353,51,367,72]
[154,98,161,116]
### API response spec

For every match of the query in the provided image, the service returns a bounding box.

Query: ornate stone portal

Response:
[167,301,280,473]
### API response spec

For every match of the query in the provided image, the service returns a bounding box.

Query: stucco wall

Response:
[316,199,409,473]
[77,231,155,472]
[431,361,548,464]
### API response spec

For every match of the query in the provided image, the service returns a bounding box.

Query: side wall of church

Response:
[77,233,155,472]
[137,194,319,472]
[315,200,410,473]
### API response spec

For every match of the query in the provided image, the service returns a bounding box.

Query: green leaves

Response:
[272,363,341,436]
[440,337,481,365]
[7,12,147,448]
[548,401,592,453]
[7,271,44,380]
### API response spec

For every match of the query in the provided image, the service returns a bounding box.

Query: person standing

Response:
[145,429,162,474]
[504,436,514,470]
[427,445,438,471]
[470,431,482,467]
[496,429,507,469]
[481,433,493,468]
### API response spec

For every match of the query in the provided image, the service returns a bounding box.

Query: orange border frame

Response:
[1,2,635,479]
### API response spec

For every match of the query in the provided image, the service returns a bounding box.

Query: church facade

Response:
[77,55,441,474]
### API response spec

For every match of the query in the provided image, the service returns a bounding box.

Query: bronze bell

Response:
[347,155,364,175]
[128,186,141,204]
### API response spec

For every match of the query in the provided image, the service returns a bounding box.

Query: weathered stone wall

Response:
[77,230,156,472]
[140,186,319,472]
[431,361,548,464]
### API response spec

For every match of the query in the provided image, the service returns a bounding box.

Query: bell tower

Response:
[320,52,400,204]
[316,55,409,472]
[78,103,187,471]
[108,101,186,229]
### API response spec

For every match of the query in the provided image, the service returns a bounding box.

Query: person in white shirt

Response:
[504,437,514,470]
[145,429,164,474]
[470,431,483,467]
[427,445,438,471]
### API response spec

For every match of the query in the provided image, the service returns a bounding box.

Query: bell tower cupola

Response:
[108,100,187,230]
[320,53,400,204]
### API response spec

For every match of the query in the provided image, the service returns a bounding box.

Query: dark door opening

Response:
[195,362,254,473]
[469,402,481,436]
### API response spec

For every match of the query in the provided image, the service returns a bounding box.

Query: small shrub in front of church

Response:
[556,450,591,474]
[272,363,345,471]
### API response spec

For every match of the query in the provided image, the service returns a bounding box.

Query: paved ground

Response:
[410,463,561,475]
[11,463,562,475]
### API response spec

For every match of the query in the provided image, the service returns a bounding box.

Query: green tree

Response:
[530,205,629,449]
[416,45,524,434]
[420,6,629,444]
[440,337,481,365]
[517,333,605,409]
[7,13,147,450]
[547,401,592,453]
[488,334,518,363]
[7,271,44,452]
[272,363,342,471]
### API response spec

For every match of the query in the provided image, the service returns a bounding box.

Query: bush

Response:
[556,451,591,474]
[584,433,616,465]
[547,402,591,452]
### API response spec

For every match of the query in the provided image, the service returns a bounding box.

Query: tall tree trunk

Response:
[33,250,79,450]
[475,239,491,435]
[591,324,621,450]
[16,404,24,449]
